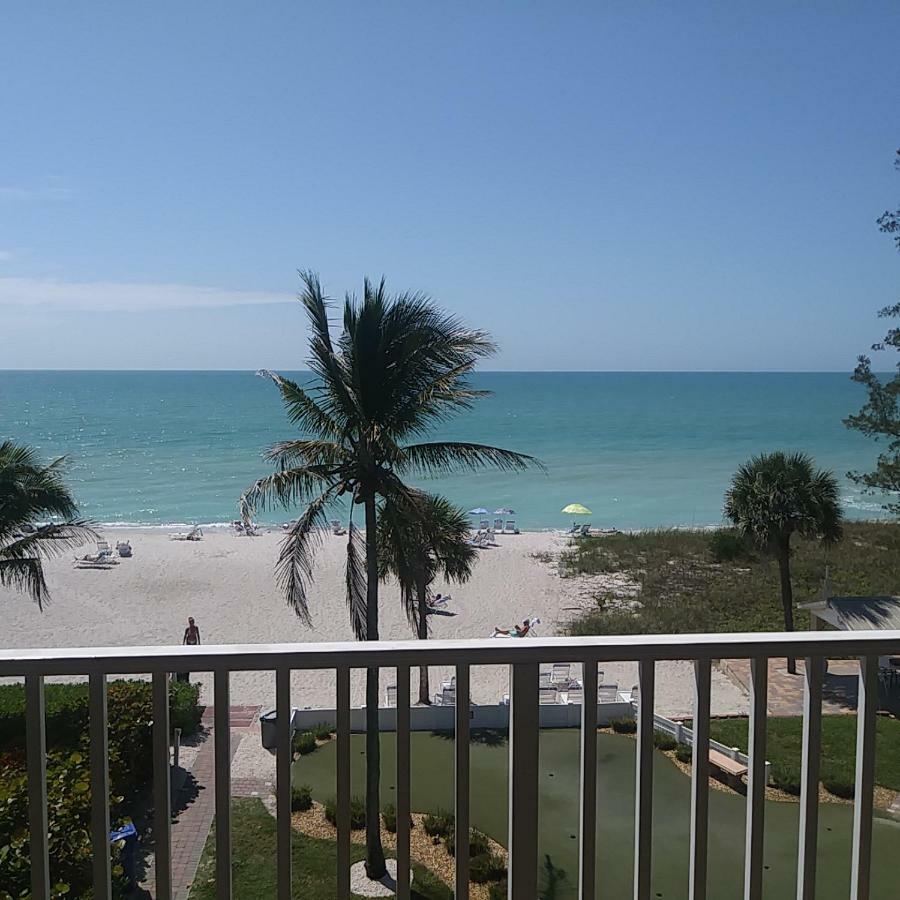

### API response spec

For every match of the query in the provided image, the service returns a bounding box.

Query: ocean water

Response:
[0,371,890,530]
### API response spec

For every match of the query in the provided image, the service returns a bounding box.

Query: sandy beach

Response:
[1,528,747,718]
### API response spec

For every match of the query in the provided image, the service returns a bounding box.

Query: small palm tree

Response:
[0,440,95,608]
[724,451,843,674]
[378,492,477,705]
[242,271,538,878]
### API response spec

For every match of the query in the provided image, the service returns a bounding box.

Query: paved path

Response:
[720,657,859,716]
[138,705,262,899]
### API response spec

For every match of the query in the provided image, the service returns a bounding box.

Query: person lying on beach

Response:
[493,619,531,638]
[183,616,201,645]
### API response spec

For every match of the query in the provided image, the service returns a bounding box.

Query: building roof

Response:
[798,596,900,632]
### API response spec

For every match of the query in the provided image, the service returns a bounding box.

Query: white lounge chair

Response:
[504,519,519,534]
[598,684,619,703]
[493,517,504,533]
[566,682,583,704]
[171,525,203,541]
[550,663,571,685]
[539,686,559,705]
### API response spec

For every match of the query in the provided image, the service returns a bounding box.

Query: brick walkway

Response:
[139,705,262,899]
[720,657,860,716]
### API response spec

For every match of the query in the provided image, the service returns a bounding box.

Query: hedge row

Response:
[0,678,201,750]
[0,678,203,898]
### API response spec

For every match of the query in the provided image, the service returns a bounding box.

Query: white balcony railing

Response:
[3,629,900,900]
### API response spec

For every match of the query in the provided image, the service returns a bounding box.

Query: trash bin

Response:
[110,822,138,887]
[260,708,278,751]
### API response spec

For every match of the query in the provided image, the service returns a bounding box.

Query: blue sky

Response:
[1,2,898,371]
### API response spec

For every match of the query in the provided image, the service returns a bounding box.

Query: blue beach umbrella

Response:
[468,507,489,516]
[493,507,516,515]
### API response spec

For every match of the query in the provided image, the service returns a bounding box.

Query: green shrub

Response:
[708,528,750,562]
[312,721,335,741]
[324,795,366,829]
[0,678,202,752]
[610,717,637,734]
[489,881,508,900]
[0,749,127,898]
[381,802,413,834]
[292,731,317,756]
[170,680,203,735]
[291,784,312,812]
[675,743,693,763]
[470,852,507,884]
[823,775,855,799]
[423,809,454,837]
[771,762,802,796]
[446,827,491,859]
[653,729,676,751]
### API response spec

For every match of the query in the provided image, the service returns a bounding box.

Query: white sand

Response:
[1,529,747,717]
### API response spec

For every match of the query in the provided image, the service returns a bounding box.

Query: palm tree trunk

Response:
[364,494,387,879]
[417,582,430,705]
[777,545,797,675]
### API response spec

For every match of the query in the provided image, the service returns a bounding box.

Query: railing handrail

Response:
[2,628,899,676]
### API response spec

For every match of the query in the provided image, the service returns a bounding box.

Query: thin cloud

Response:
[0,176,75,201]
[0,277,294,312]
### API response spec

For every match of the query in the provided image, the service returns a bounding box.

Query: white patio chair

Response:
[539,686,559,704]
[550,663,571,685]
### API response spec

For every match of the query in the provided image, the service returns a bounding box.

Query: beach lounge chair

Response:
[73,554,118,569]
[331,520,347,536]
[171,525,202,541]
[479,518,490,532]
[566,682,583,704]
[504,519,519,534]
[539,686,559,705]
[493,517,504,533]
[116,540,132,558]
[598,683,619,703]
[385,685,397,708]
[440,686,456,706]
[550,663,571,685]
[96,540,112,557]
[539,670,553,688]
[579,523,592,536]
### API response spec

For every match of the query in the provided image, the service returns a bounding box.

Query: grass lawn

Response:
[707,715,900,793]
[563,521,900,635]
[188,798,452,900]
[293,730,900,899]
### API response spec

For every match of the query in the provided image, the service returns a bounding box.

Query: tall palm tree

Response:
[0,440,95,608]
[242,271,538,878]
[724,451,843,674]
[378,492,477,705]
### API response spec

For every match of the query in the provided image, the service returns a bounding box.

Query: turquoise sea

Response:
[0,371,890,531]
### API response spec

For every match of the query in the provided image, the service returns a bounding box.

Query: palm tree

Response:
[0,440,95,608]
[378,492,477,705]
[242,271,538,878]
[724,451,843,674]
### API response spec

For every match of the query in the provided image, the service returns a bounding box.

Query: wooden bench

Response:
[709,749,748,782]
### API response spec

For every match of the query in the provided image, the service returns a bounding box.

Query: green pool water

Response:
[293,730,899,898]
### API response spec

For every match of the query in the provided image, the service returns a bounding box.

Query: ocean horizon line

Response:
[0,367,875,375]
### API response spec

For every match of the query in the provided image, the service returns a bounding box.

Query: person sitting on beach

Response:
[183,616,201,646]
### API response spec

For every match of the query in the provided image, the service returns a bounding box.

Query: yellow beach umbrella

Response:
[561,503,592,515]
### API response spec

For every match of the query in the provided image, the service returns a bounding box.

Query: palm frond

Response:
[275,491,333,625]
[396,441,543,477]
[263,440,350,472]
[1,521,97,562]
[0,557,49,610]
[258,371,344,439]
[345,521,368,640]
[240,467,334,518]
